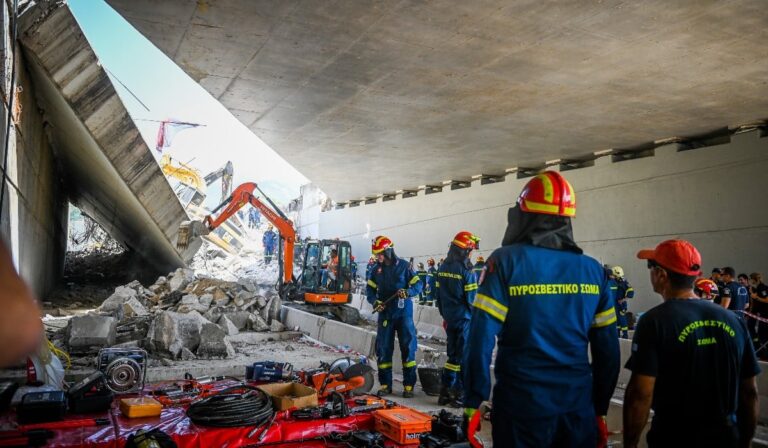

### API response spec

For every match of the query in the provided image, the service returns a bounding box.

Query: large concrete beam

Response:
[18,1,200,276]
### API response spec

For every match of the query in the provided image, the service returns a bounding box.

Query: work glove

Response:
[596,415,608,448]
[397,289,408,299]
[373,300,385,313]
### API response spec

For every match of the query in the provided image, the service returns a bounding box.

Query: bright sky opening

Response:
[68,0,309,207]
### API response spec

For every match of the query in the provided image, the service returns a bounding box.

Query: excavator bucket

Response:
[176,220,209,251]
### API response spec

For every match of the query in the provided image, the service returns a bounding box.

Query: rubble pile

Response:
[54,267,285,362]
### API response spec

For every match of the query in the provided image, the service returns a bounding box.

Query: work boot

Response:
[449,389,464,408]
[437,386,453,406]
[377,385,391,397]
[403,385,415,398]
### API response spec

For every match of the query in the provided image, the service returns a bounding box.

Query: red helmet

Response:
[427,258,435,266]
[518,171,576,217]
[452,231,480,250]
[694,278,718,298]
[372,235,393,254]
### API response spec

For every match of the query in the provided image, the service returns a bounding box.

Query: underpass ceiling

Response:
[107,0,768,201]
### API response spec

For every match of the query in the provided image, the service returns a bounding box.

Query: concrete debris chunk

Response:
[196,323,235,359]
[180,347,197,361]
[146,311,207,359]
[68,315,116,350]
[212,289,230,307]
[219,315,239,336]
[122,297,148,317]
[155,276,167,285]
[97,286,136,315]
[247,313,269,332]
[269,320,285,333]
[234,290,255,308]
[222,311,251,331]
[256,296,267,308]
[237,278,257,293]
[169,268,195,292]
[180,294,199,305]
[198,293,213,308]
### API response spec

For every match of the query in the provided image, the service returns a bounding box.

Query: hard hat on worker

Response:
[427,258,435,266]
[611,265,624,278]
[518,171,576,217]
[476,256,485,263]
[452,231,480,250]
[372,235,393,254]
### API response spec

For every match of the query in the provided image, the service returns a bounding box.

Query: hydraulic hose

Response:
[186,384,274,427]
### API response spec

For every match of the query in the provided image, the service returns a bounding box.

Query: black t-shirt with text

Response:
[752,283,768,316]
[626,299,760,436]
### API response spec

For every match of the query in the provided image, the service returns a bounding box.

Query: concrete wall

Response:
[0,3,67,297]
[319,130,768,312]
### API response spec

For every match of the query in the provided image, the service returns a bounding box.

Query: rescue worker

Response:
[366,236,423,398]
[416,263,429,305]
[435,231,480,407]
[611,265,634,339]
[463,171,620,447]
[710,267,725,303]
[624,240,759,447]
[425,258,437,305]
[721,266,749,318]
[472,256,486,286]
[262,225,277,264]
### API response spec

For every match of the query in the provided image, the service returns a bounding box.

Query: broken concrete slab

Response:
[247,313,269,332]
[97,286,135,316]
[68,315,116,350]
[196,323,235,359]
[219,315,239,336]
[270,320,285,332]
[222,310,251,330]
[18,2,200,277]
[180,347,197,361]
[199,293,213,308]
[169,269,195,292]
[122,297,148,318]
[146,310,208,358]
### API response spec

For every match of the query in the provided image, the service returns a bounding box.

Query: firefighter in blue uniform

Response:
[611,265,634,339]
[472,256,486,286]
[262,225,277,264]
[463,171,620,447]
[416,263,430,304]
[366,236,423,398]
[435,231,480,407]
[425,258,437,305]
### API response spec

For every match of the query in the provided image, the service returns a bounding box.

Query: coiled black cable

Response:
[186,384,274,427]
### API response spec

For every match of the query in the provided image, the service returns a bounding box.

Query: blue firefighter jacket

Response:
[366,257,423,319]
[435,259,477,324]
[463,243,620,417]
[426,267,437,298]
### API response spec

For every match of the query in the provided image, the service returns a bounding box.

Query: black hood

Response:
[446,244,473,269]
[501,205,582,254]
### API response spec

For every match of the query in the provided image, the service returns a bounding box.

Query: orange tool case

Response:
[372,408,432,445]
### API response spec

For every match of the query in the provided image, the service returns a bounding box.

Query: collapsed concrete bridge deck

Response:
[1,1,200,295]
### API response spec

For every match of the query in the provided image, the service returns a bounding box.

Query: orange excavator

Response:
[176,182,361,324]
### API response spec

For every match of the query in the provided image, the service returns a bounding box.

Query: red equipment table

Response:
[0,382,413,448]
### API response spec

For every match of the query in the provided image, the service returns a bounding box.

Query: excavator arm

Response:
[177,182,295,287]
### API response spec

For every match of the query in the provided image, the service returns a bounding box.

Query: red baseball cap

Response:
[636,239,702,276]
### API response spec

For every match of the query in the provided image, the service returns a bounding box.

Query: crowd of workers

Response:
[363,171,761,448]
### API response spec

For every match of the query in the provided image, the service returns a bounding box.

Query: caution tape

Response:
[739,310,768,324]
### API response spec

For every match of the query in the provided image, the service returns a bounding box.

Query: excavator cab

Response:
[301,240,353,305]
